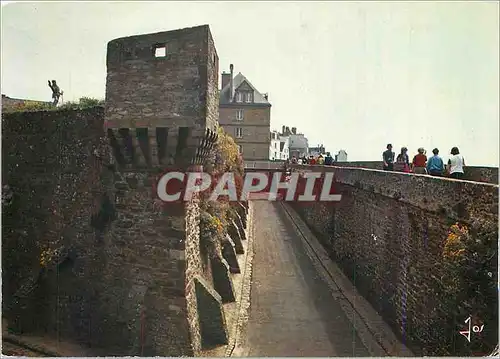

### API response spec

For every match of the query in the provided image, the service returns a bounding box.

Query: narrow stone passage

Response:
[243,201,369,357]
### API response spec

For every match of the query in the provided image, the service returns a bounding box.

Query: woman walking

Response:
[447,147,465,179]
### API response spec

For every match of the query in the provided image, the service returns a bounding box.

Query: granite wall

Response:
[105,25,219,168]
[329,161,498,184]
[2,107,249,356]
[1,107,112,341]
[288,164,498,356]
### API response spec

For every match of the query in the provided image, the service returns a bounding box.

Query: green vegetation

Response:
[3,97,104,113]
[199,126,244,258]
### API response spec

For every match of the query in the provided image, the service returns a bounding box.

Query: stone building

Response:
[218,65,271,160]
[309,145,326,157]
[269,130,289,161]
[281,126,309,159]
[103,25,225,356]
[336,149,348,162]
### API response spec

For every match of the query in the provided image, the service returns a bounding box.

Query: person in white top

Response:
[447,147,465,179]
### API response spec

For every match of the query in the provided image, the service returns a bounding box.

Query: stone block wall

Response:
[105,25,218,168]
[329,161,498,184]
[1,106,247,356]
[1,107,112,342]
[289,164,498,356]
[89,171,198,356]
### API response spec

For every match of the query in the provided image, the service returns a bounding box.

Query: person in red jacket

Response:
[411,148,427,174]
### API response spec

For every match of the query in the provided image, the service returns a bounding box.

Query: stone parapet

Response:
[288,164,498,356]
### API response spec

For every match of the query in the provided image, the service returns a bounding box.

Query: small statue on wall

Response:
[48,80,63,106]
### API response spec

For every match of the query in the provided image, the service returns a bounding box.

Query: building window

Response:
[244,92,253,103]
[236,109,244,121]
[154,44,167,58]
[236,92,243,102]
[274,142,277,148]
[236,127,243,138]
[238,145,243,154]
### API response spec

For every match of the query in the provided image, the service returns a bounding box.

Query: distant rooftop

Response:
[219,72,270,106]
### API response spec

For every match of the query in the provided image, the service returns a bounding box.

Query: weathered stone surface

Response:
[3,24,246,357]
[210,256,236,303]
[327,161,499,184]
[222,240,240,274]
[234,212,246,240]
[194,276,228,349]
[227,225,244,255]
[2,107,112,342]
[288,164,499,356]
[105,25,219,167]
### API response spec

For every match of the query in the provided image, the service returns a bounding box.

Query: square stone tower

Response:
[105,25,219,168]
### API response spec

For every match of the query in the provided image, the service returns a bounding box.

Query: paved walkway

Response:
[242,201,370,357]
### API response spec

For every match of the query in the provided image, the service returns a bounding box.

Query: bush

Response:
[213,126,244,175]
[3,97,104,113]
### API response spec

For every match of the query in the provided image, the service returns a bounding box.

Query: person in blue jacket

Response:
[426,148,444,176]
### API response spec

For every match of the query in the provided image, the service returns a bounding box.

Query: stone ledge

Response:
[290,164,498,222]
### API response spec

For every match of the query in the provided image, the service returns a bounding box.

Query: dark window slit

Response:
[175,127,190,163]
[107,129,126,166]
[156,127,169,163]
[136,128,151,166]
[118,128,135,162]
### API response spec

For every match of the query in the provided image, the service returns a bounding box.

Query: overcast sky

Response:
[2,2,498,166]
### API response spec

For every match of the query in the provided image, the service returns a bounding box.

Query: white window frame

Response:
[238,145,243,154]
[236,92,243,102]
[236,109,244,121]
[236,127,243,138]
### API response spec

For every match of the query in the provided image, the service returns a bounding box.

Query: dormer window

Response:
[235,91,253,103]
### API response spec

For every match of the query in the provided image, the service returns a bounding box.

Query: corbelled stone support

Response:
[129,130,147,167]
[227,222,244,255]
[221,239,240,274]
[147,127,159,167]
[210,256,236,303]
[194,276,228,349]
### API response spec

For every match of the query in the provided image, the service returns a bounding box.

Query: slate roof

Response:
[219,72,270,105]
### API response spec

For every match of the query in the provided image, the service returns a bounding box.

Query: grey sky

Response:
[2,1,498,166]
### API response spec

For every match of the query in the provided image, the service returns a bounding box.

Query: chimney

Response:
[221,71,231,90]
[291,127,297,135]
[264,93,268,100]
[229,64,234,102]
[281,125,285,134]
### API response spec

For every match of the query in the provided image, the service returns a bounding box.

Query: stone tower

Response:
[104,24,219,169]
[98,25,230,356]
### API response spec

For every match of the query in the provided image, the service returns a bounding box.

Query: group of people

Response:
[382,144,465,179]
[290,153,335,166]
